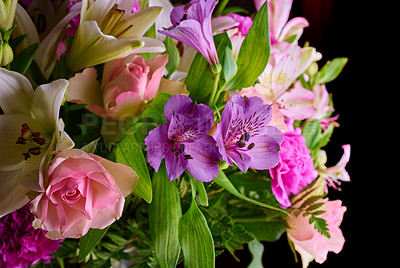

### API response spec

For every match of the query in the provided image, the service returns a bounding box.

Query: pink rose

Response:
[269,127,318,208]
[66,54,168,121]
[286,199,346,267]
[30,149,137,239]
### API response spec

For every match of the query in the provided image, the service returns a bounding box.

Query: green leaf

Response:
[149,162,182,268]
[302,120,321,149]
[241,221,285,242]
[115,134,152,203]
[314,57,348,85]
[248,239,264,268]
[28,59,47,85]
[227,1,270,91]
[164,36,180,78]
[9,34,26,50]
[309,216,330,238]
[10,42,39,74]
[188,173,209,206]
[141,92,171,124]
[214,171,288,215]
[223,46,237,83]
[179,198,215,268]
[79,227,110,262]
[81,138,100,153]
[185,32,231,103]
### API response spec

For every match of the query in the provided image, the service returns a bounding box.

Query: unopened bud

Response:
[0,42,13,66]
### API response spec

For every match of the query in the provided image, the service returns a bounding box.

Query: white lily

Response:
[0,0,17,29]
[0,68,74,217]
[67,0,165,72]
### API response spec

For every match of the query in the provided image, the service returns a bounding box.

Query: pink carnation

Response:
[0,204,62,268]
[269,128,318,208]
[287,199,346,266]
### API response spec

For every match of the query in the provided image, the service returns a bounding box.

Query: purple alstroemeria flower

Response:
[213,94,283,172]
[145,95,222,182]
[158,0,219,66]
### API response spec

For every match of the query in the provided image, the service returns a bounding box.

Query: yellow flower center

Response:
[99,4,133,38]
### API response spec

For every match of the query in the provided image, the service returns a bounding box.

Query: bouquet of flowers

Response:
[0,0,351,267]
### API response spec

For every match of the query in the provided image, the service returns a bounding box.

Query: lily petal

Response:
[35,3,82,78]
[67,21,145,72]
[12,4,40,52]
[0,169,29,217]
[32,79,69,135]
[119,6,163,39]
[0,114,42,171]
[0,68,34,115]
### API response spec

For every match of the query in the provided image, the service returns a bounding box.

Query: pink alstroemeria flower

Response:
[257,42,320,120]
[318,145,351,190]
[254,0,309,44]
[159,0,219,66]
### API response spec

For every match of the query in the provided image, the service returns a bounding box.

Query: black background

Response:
[172,0,380,267]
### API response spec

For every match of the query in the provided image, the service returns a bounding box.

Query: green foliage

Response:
[149,163,182,268]
[314,57,348,85]
[185,32,232,104]
[115,133,152,203]
[226,1,270,91]
[179,198,215,268]
[10,42,38,74]
[163,36,180,78]
[210,215,255,260]
[79,227,110,262]
[302,120,335,160]
[309,216,330,238]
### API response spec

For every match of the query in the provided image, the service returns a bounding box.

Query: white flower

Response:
[0,0,17,29]
[67,0,165,72]
[0,68,74,217]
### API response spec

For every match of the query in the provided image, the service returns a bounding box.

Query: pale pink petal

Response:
[277,87,315,120]
[66,68,102,107]
[90,196,124,229]
[92,154,138,198]
[144,54,169,99]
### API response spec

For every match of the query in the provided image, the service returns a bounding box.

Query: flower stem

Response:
[215,0,230,16]
[207,63,222,107]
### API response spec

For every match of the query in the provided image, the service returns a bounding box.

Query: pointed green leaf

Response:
[164,36,180,78]
[214,171,288,215]
[179,198,215,268]
[10,42,39,74]
[314,57,348,85]
[79,227,110,262]
[115,134,152,203]
[188,173,209,206]
[81,138,100,153]
[149,162,182,268]
[227,1,270,91]
[241,221,285,242]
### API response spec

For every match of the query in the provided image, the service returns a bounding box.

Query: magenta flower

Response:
[145,95,222,182]
[158,0,219,66]
[213,95,283,173]
[269,127,318,208]
[0,204,62,268]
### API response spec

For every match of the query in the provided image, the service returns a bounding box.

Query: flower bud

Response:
[0,42,13,66]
